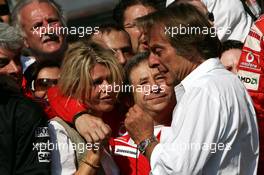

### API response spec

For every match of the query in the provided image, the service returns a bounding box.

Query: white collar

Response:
[166,0,175,7]
[181,58,223,91]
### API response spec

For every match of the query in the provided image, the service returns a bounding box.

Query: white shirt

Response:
[49,121,77,175]
[48,121,120,175]
[166,0,253,42]
[150,58,259,175]
[20,56,36,73]
[202,0,252,42]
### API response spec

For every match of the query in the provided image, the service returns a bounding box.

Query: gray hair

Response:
[11,0,66,36]
[0,22,23,52]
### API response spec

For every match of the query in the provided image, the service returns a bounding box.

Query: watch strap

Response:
[138,135,158,155]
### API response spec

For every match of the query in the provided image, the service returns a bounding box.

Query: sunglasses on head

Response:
[31,78,58,91]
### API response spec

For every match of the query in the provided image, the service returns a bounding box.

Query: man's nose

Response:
[40,20,50,31]
[148,52,161,68]
[117,52,127,66]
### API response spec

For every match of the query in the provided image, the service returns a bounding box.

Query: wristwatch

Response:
[137,135,158,155]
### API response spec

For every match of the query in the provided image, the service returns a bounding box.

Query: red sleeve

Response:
[47,86,87,123]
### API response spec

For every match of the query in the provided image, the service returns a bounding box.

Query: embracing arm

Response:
[126,88,223,174]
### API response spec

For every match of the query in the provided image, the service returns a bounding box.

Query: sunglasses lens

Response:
[0,58,11,68]
[34,79,58,91]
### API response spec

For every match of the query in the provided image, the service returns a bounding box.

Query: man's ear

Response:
[24,38,29,48]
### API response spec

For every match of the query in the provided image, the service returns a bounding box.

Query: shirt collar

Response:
[174,83,185,102]
[166,0,175,7]
[181,58,224,90]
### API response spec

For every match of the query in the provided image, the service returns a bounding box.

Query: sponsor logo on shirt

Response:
[35,127,49,137]
[239,50,261,71]
[238,70,260,91]
[38,151,50,162]
[114,145,139,159]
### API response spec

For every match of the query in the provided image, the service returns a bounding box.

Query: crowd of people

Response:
[0,0,263,174]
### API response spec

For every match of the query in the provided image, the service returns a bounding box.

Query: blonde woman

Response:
[50,41,123,175]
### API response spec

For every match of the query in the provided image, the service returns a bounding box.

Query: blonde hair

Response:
[59,41,124,105]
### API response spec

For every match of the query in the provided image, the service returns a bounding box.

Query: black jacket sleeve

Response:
[0,94,51,175]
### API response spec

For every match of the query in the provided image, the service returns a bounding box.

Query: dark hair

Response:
[88,23,129,46]
[0,74,21,95]
[24,60,60,90]
[137,3,222,61]
[113,0,159,27]
[98,23,125,34]
[124,51,150,84]
[221,40,243,53]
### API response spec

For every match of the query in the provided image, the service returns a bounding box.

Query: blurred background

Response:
[1,0,165,41]
[2,0,165,26]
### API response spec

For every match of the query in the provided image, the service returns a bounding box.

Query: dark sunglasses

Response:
[32,78,58,91]
[0,58,11,68]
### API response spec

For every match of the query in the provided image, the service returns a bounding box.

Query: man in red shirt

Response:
[237,14,264,174]
[109,52,176,175]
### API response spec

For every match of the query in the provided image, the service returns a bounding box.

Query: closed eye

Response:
[124,22,136,29]
[47,18,60,25]
[139,81,148,85]
[156,75,165,80]
[152,47,162,56]
[32,22,43,30]
[93,79,103,86]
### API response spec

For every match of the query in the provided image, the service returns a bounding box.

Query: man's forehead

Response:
[149,24,168,46]
[104,31,131,47]
[132,61,160,77]
[20,2,59,20]
[124,4,155,22]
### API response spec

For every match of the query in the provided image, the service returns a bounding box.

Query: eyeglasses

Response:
[0,58,11,68]
[31,78,58,91]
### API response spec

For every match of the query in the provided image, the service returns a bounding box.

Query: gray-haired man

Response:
[0,22,51,174]
[11,0,67,63]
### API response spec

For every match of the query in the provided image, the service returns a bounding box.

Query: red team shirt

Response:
[237,15,264,173]
[109,127,162,175]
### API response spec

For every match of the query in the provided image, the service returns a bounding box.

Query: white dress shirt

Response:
[166,0,253,42]
[150,58,259,175]
[49,121,77,175]
[202,0,252,42]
